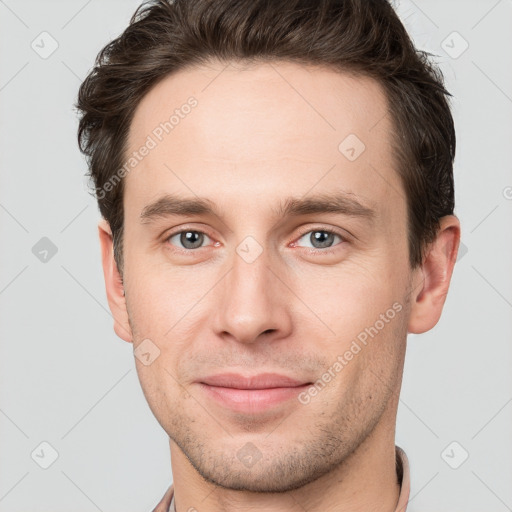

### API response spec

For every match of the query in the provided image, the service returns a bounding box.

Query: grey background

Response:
[0,0,511,510]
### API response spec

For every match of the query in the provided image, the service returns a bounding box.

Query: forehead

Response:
[124,60,404,226]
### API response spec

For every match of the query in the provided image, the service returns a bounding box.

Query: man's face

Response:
[121,61,415,491]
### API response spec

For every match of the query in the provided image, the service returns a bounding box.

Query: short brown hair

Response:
[76,0,455,275]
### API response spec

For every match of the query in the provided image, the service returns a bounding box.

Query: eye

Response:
[167,230,212,250]
[294,228,345,250]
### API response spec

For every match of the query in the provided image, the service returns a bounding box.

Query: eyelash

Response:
[164,226,347,255]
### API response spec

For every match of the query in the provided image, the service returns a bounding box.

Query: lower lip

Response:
[198,383,311,413]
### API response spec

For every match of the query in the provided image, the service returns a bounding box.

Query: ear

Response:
[98,219,133,343]
[408,215,461,334]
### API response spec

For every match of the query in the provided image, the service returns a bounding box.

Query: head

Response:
[77,0,460,493]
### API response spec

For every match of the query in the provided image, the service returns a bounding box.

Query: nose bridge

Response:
[232,241,272,299]
[213,239,291,343]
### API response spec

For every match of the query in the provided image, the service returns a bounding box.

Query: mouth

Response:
[196,373,313,413]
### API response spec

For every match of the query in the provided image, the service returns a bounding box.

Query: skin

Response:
[98,60,460,511]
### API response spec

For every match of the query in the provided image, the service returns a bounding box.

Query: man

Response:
[76,0,460,510]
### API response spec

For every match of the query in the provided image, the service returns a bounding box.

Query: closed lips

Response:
[199,373,312,389]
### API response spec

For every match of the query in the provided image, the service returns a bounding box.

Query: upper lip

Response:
[199,373,310,389]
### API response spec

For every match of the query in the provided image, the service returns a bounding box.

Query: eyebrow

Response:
[140,192,377,224]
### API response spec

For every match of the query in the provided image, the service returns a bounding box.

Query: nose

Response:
[211,242,293,345]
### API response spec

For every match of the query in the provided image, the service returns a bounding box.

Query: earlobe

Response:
[98,219,133,343]
[408,215,461,335]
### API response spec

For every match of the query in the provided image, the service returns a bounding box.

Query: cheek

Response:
[294,260,399,335]
[314,301,407,411]
[125,262,208,337]
[134,359,184,429]
[292,261,407,389]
